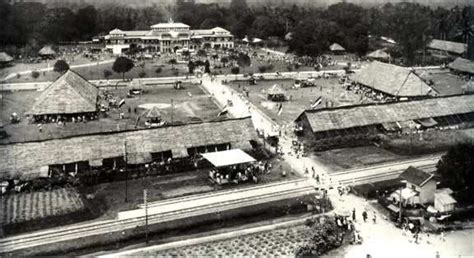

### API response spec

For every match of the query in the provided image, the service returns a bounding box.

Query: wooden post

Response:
[144,189,149,244]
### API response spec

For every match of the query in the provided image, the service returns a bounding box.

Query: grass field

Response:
[0,83,222,143]
[314,146,407,171]
[1,188,84,225]
[227,78,365,125]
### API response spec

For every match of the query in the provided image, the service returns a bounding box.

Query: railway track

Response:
[0,179,313,254]
[332,155,441,186]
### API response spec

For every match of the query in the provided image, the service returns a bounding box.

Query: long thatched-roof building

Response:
[26,70,99,122]
[0,117,258,179]
[295,94,474,140]
[448,57,474,76]
[351,61,436,98]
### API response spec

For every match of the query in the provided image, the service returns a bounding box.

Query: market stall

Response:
[201,149,257,185]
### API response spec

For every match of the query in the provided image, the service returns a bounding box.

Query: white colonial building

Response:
[104,19,234,55]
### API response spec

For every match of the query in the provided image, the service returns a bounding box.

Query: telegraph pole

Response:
[143,189,149,244]
[170,99,174,123]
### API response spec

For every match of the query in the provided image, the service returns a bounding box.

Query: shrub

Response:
[155,67,162,74]
[16,73,21,79]
[31,71,40,80]
[258,65,268,73]
[139,71,146,78]
[287,65,294,72]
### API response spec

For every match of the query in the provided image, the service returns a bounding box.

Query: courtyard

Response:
[0,82,223,143]
[226,77,367,125]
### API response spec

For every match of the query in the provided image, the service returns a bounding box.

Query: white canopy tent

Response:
[201,149,256,168]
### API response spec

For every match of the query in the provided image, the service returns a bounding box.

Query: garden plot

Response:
[1,188,85,225]
[142,225,313,256]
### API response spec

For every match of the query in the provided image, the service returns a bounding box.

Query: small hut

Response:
[329,43,345,54]
[367,49,391,62]
[38,46,57,59]
[0,52,13,66]
[267,84,286,102]
[144,106,164,127]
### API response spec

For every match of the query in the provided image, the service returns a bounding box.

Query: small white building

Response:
[434,188,457,213]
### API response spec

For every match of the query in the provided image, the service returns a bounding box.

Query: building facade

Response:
[104,19,234,55]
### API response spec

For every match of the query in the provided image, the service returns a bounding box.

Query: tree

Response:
[220,57,229,67]
[155,67,162,74]
[75,5,97,40]
[295,216,346,257]
[204,60,211,73]
[231,66,240,79]
[139,71,146,78]
[182,50,190,61]
[103,69,112,79]
[53,60,69,74]
[237,53,251,73]
[197,49,207,58]
[31,70,40,80]
[437,143,474,204]
[112,56,134,81]
[258,65,267,73]
[188,60,195,74]
[168,58,177,69]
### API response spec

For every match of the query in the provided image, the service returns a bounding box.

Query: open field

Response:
[314,146,409,171]
[227,78,365,125]
[0,83,223,144]
[1,188,84,226]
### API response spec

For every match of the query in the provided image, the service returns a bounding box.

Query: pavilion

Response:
[329,43,345,54]
[0,52,13,66]
[38,46,56,59]
[26,70,99,122]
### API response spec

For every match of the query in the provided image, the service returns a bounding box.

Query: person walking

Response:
[352,208,356,221]
[372,212,377,224]
[362,210,368,222]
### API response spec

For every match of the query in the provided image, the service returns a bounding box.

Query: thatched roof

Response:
[351,61,433,97]
[297,95,474,134]
[268,84,286,95]
[428,39,466,55]
[145,106,161,118]
[0,52,13,63]
[0,117,258,178]
[38,46,56,56]
[448,57,474,75]
[329,43,345,52]
[367,49,390,60]
[26,70,99,116]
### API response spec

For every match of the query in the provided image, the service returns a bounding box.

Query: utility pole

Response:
[399,187,403,224]
[124,141,128,202]
[170,99,174,123]
[143,189,149,244]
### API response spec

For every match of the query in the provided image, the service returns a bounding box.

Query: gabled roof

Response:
[38,46,56,56]
[0,52,13,63]
[145,106,161,118]
[329,43,345,52]
[151,22,190,29]
[27,70,98,115]
[351,61,433,97]
[448,57,474,74]
[400,166,434,187]
[297,94,474,133]
[435,191,457,205]
[109,28,124,34]
[0,117,258,176]
[367,49,390,60]
[428,39,466,55]
[201,149,256,168]
[268,84,286,95]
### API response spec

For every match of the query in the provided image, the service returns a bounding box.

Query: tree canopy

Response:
[436,143,474,204]
[53,60,69,74]
[112,56,134,81]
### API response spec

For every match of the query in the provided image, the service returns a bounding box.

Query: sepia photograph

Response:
[0,0,473,257]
